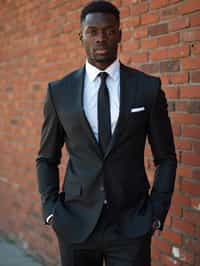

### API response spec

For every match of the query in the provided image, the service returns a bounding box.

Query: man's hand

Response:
[151,219,161,236]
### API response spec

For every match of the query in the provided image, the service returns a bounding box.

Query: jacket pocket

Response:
[64,181,82,199]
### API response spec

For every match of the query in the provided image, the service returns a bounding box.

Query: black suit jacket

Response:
[36,63,177,243]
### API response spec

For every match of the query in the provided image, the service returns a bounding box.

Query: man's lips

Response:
[95,48,108,54]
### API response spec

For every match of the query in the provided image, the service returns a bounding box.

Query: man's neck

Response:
[86,59,117,71]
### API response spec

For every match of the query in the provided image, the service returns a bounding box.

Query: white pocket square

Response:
[130,107,145,113]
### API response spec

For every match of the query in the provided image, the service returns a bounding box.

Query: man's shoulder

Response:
[121,63,160,84]
[121,63,161,104]
[48,66,84,91]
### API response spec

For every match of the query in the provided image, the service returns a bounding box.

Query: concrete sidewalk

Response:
[0,237,43,266]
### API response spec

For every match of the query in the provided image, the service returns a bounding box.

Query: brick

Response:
[131,2,149,15]
[140,63,160,74]
[121,30,132,42]
[172,191,190,206]
[180,86,200,98]
[120,6,130,18]
[169,203,182,217]
[141,13,159,25]
[182,29,200,42]
[171,123,181,136]
[178,0,200,14]
[182,57,200,70]
[150,0,168,9]
[192,141,200,154]
[190,13,200,27]
[169,72,189,84]
[175,136,192,151]
[181,152,200,166]
[193,114,200,124]
[141,38,158,49]
[192,169,200,180]
[169,17,190,32]
[162,228,182,245]
[184,238,200,253]
[191,71,200,83]
[158,33,179,46]
[131,52,147,63]
[165,214,172,227]
[168,101,176,112]
[148,23,168,36]
[160,60,180,72]
[122,40,139,52]
[171,113,194,124]
[121,16,140,29]
[163,86,179,98]
[191,42,200,55]
[196,255,200,266]
[151,49,168,60]
[182,180,200,196]
[160,6,178,21]
[133,27,148,39]
[177,165,192,179]
[197,227,200,240]
[176,101,200,113]
[121,0,138,4]
[169,99,177,110]
[111,0,121,7]
[176,154,182,170]
[182,126,200,139]
[160,74,171,85]
[168,45,190,58]
[152,237,171,254]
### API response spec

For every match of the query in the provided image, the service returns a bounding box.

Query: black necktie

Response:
[98,72,112,154]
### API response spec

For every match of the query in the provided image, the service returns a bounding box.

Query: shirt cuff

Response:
[152,219,161,230]
[46,214,54,224]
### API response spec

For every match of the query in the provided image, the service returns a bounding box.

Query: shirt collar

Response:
[85,59,120,82]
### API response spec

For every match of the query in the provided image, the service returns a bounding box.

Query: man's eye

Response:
[87,29,97,35]
[106,29,116,35]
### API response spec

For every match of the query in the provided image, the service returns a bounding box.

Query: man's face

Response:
[80,12,121,69]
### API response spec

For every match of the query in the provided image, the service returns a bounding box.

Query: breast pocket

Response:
[127,109,147,121]
[126,110,148,133]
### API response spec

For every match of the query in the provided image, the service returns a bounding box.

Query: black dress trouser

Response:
[54,204,152,266]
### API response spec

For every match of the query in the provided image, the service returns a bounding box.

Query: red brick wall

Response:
[0,0,199,265]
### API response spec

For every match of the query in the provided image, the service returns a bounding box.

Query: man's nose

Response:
[96,31,106,42]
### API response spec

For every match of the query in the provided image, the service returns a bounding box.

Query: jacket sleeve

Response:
[36,83,65,224]
[148,78,177,230]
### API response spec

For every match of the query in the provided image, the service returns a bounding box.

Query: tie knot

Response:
[99,72,108,81]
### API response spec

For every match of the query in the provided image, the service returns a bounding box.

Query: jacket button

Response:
[100,185,104,191]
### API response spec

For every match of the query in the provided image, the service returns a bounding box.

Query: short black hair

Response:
[80,1,120,23]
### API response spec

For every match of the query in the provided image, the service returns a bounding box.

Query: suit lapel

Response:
[104,63,138,159]
[74,66,103,158]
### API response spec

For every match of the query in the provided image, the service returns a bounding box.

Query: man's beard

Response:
[94,54,115,64]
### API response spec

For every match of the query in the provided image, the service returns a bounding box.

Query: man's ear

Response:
[79,32,83,42]
[118,29,122,43]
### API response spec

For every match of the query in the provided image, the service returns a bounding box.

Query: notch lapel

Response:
[75,66,103,159]
[104,63,138,159]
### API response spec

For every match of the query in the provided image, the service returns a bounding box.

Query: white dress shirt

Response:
[46,59,120,224]
[84,59,120,141]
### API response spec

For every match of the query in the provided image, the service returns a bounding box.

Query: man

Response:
[36,1,177,265]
